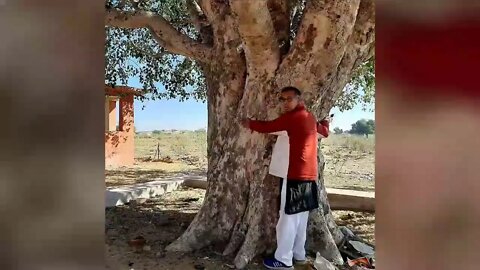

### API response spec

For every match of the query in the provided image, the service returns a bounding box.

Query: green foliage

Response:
[349,119,375,136]
[333,127,343,135]
[194,128,207,133]
[105,0,206,102]
[105,0,374,109]
[366,119,375,133]
[335,59,375,112]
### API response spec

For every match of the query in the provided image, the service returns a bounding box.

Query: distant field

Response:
[322,134,375,191]
[106,130,374,191]
[136,130,207,170]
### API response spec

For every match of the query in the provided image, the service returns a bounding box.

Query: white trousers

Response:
[274,178,309,266]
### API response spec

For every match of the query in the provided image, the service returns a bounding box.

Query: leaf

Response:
[336,59,375,112]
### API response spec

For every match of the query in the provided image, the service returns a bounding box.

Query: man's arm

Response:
[317,119,330,138]
[244,114,289,134]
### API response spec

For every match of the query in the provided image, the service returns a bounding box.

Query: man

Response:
[242,87,330,270]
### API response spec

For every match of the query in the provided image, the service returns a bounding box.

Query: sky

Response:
[134,99,374,132]
[127,78,375,132]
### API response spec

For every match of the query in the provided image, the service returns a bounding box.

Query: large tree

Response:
[105,0,375,268]
[350,119,375,137]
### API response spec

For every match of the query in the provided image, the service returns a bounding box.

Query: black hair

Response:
[280,86,301,96]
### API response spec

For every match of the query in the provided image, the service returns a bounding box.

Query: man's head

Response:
[279,86,302,112]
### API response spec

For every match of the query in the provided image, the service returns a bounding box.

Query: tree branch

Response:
[131,42,171,59]
[312,0,375,117]
[186,0,206,32]
[186,0,214,45]
[349,0,375,64]
[267,0,292,55]
[230,0,280,77]
[275,0,362,92]
[196,0,217,26]
[105,9,213,63]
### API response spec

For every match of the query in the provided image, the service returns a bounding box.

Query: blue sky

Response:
[128,78,374,131]
[133,97,374,132]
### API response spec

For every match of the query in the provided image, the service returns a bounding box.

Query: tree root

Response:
[165,215,213,252]
[222,222,247,256]
[166,198,220,252]
[233,215,263,269]
[307,208,344,265]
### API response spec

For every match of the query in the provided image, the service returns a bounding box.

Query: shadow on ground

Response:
[105,188,267,269]
[105,167,207,187]
[105,188,375,269]
[334,211,375,245]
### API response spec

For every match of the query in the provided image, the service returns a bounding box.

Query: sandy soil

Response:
[105,188,374,270]
[105,133,375,269]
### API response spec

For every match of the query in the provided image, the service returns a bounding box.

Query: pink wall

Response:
[105,94,135,167]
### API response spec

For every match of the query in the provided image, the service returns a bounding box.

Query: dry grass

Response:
[106,131,207,187]
[135,130,207,169]
[322,134,375,191]
[106,131,375,191]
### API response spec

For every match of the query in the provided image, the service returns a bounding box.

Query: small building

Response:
[105,86,141,168]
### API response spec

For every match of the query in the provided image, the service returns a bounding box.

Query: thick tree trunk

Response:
[166,64,281,266]
[105,0,374,268]
[306,149,345,264]
[166,71,344,268]
[131,1,375,268]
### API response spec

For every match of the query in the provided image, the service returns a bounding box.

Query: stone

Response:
[313,253,337,270]
[339,226,355,238]
[348,241,374,255]
[136,198,148,204]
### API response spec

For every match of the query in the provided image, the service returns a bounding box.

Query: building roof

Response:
[105,85,143,96]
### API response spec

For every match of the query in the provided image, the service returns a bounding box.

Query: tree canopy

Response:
[104,1,375,268]
[350,119,375,136]
[105,0,374,109]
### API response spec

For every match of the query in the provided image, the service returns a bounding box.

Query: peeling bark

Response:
[267,0,292,54]
[276,0,361,96]
[166,66,280,269]
[106,0,375,268]
[186,0,214,45]
[230,0,280,77]
[306,150,344,265]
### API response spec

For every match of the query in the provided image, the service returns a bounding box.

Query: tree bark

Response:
[105,9,214,62]
[166,59,283,269]
[164,1,374,268]
[106,0,375,268]
[166,52,351,268]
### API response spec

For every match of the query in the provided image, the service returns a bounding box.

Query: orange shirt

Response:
[249,105,328,181]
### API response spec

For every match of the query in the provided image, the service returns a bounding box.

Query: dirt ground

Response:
[105,187,374,270]
[105,132,375,269]
[106,133,374,191]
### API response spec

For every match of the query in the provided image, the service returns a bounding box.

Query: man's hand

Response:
[241,118,251,129]
[321,115,333,124]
